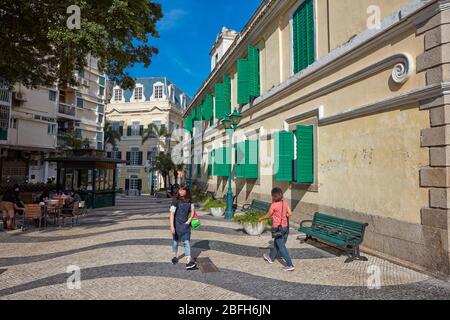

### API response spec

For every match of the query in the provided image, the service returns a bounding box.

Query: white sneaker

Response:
[263,254,274,264]
[282,266,295,272]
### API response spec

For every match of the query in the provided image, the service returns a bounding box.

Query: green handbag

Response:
[191,213,201,230]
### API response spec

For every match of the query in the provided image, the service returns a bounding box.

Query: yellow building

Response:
[106,78,190,195]
[184,0,450,279]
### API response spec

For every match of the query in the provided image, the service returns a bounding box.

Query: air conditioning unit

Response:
[82,79,90,87]
[13,91,27,102]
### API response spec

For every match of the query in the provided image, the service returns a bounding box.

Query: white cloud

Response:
[159,8,188,31]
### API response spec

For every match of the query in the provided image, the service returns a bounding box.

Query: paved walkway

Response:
[1,196,450,300]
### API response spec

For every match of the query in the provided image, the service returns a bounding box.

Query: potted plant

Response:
[193,193,214,207]
[233,210,272,236]
[203,200,226,217]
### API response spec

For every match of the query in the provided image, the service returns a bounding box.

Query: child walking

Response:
[259,187,295,271]
[169,186,197,270]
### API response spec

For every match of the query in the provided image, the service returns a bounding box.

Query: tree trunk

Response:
[162,174,168,190]
[173,170,178,184]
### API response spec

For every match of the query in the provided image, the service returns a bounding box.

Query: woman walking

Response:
[169,186,197,270]
[259,187,295,271]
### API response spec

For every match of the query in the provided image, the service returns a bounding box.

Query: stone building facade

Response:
[183,0,450,279]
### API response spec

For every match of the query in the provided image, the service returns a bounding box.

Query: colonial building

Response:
[106,77,190,195]
[184,0,450,280]
[0,55,107,184]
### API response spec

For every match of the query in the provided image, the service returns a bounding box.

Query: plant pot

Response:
[210,207,224,217]
[242,222,266,236]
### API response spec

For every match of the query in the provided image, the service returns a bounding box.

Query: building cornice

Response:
[185,0,436,116]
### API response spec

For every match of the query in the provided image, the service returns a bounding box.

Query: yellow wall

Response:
[193,0,429,226]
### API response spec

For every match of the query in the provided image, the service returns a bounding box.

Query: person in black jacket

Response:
[0,185,25,231]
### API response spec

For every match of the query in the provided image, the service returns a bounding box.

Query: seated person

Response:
[62,190,81,213]
[39,189,50,203]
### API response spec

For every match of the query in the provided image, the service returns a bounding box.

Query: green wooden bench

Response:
[299,212,369,263]
[242,199,271,213]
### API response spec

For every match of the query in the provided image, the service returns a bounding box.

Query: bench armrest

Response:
[242,204,251,210]
[300,220,313,228]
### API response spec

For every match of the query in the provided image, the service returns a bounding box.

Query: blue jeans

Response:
[172,240,191,257]
[269,228,293,267]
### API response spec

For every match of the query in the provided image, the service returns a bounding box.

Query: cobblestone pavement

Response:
[1,196,450,300]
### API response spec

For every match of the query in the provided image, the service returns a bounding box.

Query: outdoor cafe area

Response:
[1,149,124,232]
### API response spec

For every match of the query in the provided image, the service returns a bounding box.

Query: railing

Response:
[58,103,76,117]
[0,88,10,104]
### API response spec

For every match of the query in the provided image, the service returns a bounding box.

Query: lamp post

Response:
[222,108,242,220]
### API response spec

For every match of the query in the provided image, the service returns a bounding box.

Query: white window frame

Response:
[288,0,318,77]
[151,82,166,101]
[113,86,124,103]
[129,146,141,166]
[131,121,141,136]
[131,83,145,102]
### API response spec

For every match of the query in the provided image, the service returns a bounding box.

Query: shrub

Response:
[202,200,226,210]
[233,210,272,226]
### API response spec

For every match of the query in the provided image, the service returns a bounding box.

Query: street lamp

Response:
[222,108,241,220]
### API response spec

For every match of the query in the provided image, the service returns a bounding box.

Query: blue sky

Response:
[126,0,261,98]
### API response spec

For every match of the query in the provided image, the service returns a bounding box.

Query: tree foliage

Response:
[103,121,121,149]
[0,0,162,89]
[150,152,174,189]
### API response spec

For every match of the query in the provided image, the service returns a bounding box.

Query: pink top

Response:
[270,201,289,228]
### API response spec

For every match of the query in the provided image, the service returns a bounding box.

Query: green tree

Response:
[59,133,82,149]
[141,123,170,149]
[104,121,121,150]
[150,152,174,190]
[0,0,162,89]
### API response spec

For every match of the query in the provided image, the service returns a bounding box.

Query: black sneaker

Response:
[186,261,197,270]
[171,257,178,265]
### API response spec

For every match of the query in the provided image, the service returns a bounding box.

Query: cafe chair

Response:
[60,201,80,227]
[23,204,44,231]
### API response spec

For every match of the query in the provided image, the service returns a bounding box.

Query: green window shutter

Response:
[202,95,213,120]
[296,125,314,184]
[214,83,225,120]
[194,105,202,121]
[223,76,231,117]
[248,45,260,98]
[235,142,246,179]
[214,146,230,177]
[274,131,295,181]
[127,126,132,136]
[245,140,259,179]
[139,125,144,136]
[293,0,315,74]
[208,152,213,176]
[184,113,193,132]
[119,126,124,137]
[237,59,250,105]
[213,149,219,176]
